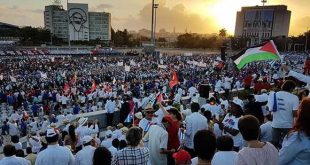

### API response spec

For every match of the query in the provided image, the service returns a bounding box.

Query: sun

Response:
[199,0,260,35]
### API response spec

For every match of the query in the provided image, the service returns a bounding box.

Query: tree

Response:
[219,28,227,38]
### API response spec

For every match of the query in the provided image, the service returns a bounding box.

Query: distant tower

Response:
[261,0,267,6]
[173,26,176,34]
[185,27,188,33]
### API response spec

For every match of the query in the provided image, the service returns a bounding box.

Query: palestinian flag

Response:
[231,40,281,69]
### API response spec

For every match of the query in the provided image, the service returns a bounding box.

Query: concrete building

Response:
[44,3,111,42]
[234,5,291,45]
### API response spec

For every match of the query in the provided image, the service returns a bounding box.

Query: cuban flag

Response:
[124,104,135,123]
[144,122,152,132]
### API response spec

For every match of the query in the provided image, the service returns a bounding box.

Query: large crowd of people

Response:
[0,50,309,165]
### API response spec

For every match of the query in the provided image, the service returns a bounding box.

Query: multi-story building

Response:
[234,5,291,45]
[44,3,111,42]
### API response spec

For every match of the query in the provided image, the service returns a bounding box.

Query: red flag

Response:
[169,71,179,88]
[64,83,70,94]
[90,80,96,92]
[156,93,163,102]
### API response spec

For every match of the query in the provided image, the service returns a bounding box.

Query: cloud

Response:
[118,1,216,34]
[0,6,42,27]
[290,16,310,35]
[97,3,113,9]
[28,9,43,14]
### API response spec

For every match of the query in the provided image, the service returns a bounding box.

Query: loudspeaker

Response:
[199,84,210,99]
[220,46,226,61]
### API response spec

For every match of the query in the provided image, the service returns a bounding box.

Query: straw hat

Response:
[47,123,57,128]
[143,103,154,112]
[135,112,143,120]
[63,118,70,124]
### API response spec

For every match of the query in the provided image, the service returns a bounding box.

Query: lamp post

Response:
[306,27,309,52]
[151,0,155,46]
[67,0,71,48]
[154,4,159,47]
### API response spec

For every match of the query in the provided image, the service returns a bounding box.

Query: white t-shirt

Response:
[222,114,243,148]
[138,117,158,132]
[145,125,168,165]
[211,151,238,165]
[260,121,272,142]
[201,103,223,119]
[267,91,299,128]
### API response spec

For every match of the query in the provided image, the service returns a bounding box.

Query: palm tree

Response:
[219,28,227,38]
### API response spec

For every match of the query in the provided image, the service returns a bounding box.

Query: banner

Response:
[158,65,167,69]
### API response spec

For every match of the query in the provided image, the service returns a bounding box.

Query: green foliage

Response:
[219,28,227,38]
[176,33,223,49]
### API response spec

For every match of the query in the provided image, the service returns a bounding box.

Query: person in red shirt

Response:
[158,102,182,165]
[244,74,253,90]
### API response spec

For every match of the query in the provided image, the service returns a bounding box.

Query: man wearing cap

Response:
[35,128,75,165]
[172,149,192,165]
[138,103,158,134]
[216,98,244,151]
[75,136,96,165]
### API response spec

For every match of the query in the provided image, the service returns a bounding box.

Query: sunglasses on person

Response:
[146,111,155,114]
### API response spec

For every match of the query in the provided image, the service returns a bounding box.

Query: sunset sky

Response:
[0,0,310,36]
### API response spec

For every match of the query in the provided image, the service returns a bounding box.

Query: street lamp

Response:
[151,0,155,46]
[67,0,71,48]
[305,27,309,52]
[154,4,159,46]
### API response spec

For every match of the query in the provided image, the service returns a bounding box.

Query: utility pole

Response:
[306,27,309,52]
[67,0,71,48]
[259,0,267,44]
[151,0,155,46]
[154,4,159,47]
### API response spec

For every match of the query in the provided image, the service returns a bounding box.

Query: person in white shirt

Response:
[105,98,116,126]
[108,139,119,156]
[75,136,96,165]
[61,95,68,108]
[28,132,42,154]
[29,119,39,133]
[216,98,244,151]
[184,102,208,157]
[75,118,99,141]
[255,89,269,116]
[0,144,30,165]
[267,80,299,148]
[40,117,50,133]
[9,120,19,136]
[100,130,114,148]
[11,111,21,122]
[201,97,223,120]
[223,75,233,99]
[138,104,158,134]
[214,77,222,93]
[260,114,273,142]
[188,85,198,98]
[35,128,75,165]
[144,116,175,165]
[211,135,237,165]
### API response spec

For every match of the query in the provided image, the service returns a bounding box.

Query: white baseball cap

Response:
[46,128,59,137]
[82,135,93,144]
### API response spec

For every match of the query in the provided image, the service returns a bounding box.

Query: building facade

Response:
[44,3,111,42]
[234,5,291,45]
